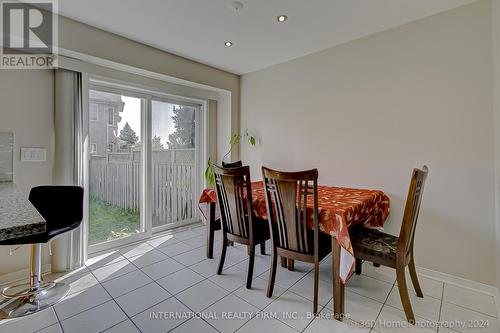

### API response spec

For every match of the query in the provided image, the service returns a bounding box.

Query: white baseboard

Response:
[496,289,500,326]
[0,264,51,286]
[417,266,498,296]
[417,265,500,322]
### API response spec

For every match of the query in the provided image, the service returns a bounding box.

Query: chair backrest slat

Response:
[398,166,428,257]
[214,165,252,239]
[262,167,318,254]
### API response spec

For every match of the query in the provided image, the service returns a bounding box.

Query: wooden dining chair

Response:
[214,165,270,289]
[205,161,243,258]
[262,167,331,314]
[350,165,429,324]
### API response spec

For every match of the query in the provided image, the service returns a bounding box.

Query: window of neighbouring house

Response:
[90,104,98,121]
[108,108,114,125]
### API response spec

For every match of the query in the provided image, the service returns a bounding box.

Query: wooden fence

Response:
[89,160,197,226]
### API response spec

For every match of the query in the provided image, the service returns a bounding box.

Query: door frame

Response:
[86,76,206,255]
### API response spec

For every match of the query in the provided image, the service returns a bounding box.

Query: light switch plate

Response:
[20,147,47,162]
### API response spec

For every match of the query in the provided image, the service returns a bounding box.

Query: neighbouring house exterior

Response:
[89,90,125,157]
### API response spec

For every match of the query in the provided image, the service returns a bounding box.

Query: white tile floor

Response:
[1,224,498,333]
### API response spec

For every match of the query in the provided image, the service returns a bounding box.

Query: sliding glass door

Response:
[88,89,146,247]
[151,99,199,230]
[86,80,203,253]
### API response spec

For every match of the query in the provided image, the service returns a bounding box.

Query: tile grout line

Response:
[436,283,445,333]
[162,246,295,332]
[123,233,271,332]
[370,279,396,333]
[299,300,331,333]
[232,312,262,333]
[137,279,199,333]
[168,314,223,333]
[240,256,339,332]
[166,295,223,333]
[84,265,145,333]
[229,272,300,333]
[100,318,132,333]
[123,256,232,332]
[440,297,499,319]
[31,306,64,333]
[51,286,126,329]
[100,270,156,298]
[51,306,65,333]
[318,269,393,308]
[86,262,141,285]
[53,296,111,323]
[258,273,320,333]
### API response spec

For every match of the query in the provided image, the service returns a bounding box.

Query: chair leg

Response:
[355,259,362,275]
[396,266,415,324]
[267,247,278,297]
[206,203,216,259]
[217,235,227,275]
[247,245,255,289]
[287,259,295,271]
[408,255,423,298]
[280,256,287,268]
[313,260,319,315]
[260,242,266,255]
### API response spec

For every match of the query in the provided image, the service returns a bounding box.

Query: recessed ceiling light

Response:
[277,15,288,22]
[229,1,244,12]
[225,41,233,47]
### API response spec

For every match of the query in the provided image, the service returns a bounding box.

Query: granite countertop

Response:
[0,182,46,242]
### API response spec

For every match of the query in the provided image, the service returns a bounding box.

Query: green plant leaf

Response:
[229,133,241,145]
[204,158,215,187]
[249,136,256,146]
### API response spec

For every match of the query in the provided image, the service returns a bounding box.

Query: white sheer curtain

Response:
[52,69,88,271]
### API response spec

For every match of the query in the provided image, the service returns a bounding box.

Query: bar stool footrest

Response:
[0,282,70,319]
[2,281,56,299]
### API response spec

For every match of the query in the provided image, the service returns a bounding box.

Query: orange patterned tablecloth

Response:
[199,181,390,283]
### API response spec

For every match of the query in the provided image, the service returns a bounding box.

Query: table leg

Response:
[206,202,216,259]
[332,235,345,320]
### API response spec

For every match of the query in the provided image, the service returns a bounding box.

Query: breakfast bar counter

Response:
[0,182,46,242]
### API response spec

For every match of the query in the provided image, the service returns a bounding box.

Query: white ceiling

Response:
[58,0,477,75]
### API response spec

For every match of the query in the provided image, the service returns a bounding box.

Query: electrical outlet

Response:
[20,148,47,162]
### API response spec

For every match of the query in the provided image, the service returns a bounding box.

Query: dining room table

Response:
[198,181,390,320]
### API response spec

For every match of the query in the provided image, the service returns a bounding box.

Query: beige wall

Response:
[0,15,240,277]
[492,0,500,293]
[241,0,495,284]
[0,70,54,277]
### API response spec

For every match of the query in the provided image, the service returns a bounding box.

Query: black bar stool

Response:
[0,186,84,319]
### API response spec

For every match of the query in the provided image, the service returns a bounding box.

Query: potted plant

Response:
[205,132,256,187]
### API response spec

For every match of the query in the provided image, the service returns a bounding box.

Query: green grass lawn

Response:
[89,198,140,245]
